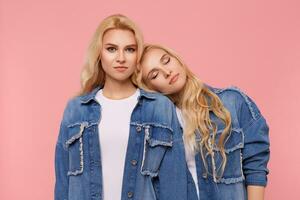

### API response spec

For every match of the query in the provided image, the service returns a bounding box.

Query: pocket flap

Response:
[146,125,173,147]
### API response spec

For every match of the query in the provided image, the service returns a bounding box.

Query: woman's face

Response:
[141,48,187,95]
[101,29,137,83]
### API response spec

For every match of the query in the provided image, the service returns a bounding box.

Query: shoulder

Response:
[140,90,175,108]
[207,85,262,121]
[140,90,178,126]
[60,95,86,125]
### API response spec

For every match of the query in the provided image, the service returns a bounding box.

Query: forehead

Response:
[102,29,136,45]
[141,48,166,73]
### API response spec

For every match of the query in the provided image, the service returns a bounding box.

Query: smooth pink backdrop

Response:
[1,0,299,199]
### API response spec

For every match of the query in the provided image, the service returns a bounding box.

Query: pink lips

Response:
[169,73,179,84]
[114,66,128,72]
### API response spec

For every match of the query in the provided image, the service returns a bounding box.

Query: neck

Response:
[169,89,184,108]
[102,78,137,100]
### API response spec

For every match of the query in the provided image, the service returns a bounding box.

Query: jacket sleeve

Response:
[239,94,270,187]
[54,121,69,200]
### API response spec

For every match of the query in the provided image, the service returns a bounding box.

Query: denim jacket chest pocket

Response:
[204,127,245,184]
[140,124,173,178]
[64,121,92,176]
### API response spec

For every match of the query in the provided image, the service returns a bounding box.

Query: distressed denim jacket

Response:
[188,85,270,200]
[54,87,193,200]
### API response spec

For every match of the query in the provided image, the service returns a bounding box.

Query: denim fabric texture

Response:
[54,87,194,200]
[191,85,270,200]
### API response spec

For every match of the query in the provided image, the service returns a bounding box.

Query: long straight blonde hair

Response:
[78,14,144,96]
[137,44,232,181]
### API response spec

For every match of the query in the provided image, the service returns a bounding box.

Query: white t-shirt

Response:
[95,89,140,200]
[176,107,200,198]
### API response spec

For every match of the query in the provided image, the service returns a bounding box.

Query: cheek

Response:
[101,59,109,71]
[176,72,187,89]
[101,53,114,68]
[177,66,187,85]
[177,78,186,91]
[102,51,115,60]
[127,53,137,64]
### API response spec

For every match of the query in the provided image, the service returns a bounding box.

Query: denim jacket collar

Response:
[79,86,157,104]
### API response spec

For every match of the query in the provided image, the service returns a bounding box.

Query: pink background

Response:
[1,0,299,199]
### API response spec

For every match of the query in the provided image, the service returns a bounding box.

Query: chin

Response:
[172,83,185,93]
[113,74,133,80]
[163,88,179,95]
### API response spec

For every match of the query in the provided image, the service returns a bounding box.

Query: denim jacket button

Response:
[202,173,207,179]
[131,159,137,166]
[127,191,133,198]
[136,126,142,132]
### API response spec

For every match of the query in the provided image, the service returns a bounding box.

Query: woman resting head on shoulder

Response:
[136,44,270,200]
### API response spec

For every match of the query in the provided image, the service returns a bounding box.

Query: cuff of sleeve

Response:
[245,174,268,187]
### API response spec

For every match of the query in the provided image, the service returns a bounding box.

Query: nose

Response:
[116,50,125,63]
[161,68,172,78]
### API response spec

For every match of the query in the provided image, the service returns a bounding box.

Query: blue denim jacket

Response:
[189,85,270,200]
[54,87,192,200]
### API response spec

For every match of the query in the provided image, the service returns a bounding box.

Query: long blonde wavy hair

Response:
[137,44,232,180]
[78,14,144,96]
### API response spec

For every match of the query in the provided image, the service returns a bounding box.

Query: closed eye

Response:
[163,56,170,65]
[151,71,159,79]
[148,70,159,80]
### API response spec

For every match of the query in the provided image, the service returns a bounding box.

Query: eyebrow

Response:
[126,44,137,48]
[104,43,137,48]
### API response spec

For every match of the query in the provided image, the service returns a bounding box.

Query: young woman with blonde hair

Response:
[137,44,270,200]
[54,15,193,200]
